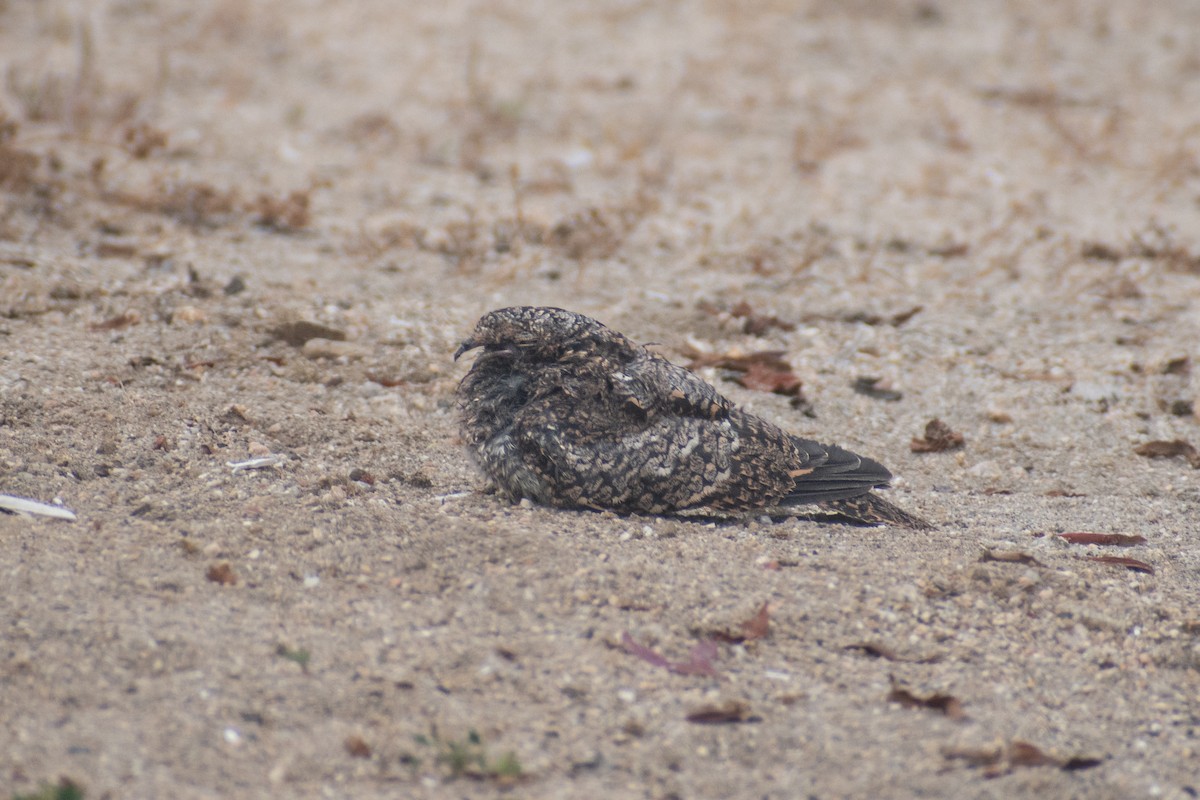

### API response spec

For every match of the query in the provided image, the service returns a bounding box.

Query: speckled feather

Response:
[455,307,930,529]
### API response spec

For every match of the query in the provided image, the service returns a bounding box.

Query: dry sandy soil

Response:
[3,1,1200,798]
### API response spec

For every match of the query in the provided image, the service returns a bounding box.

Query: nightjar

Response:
[455,306,930,529]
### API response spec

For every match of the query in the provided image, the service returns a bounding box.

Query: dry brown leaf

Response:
[911,418,965,453]
[728,300,795,335]
[685,349,790,371]
[686,348,806,400]
[272,320,348,347]
[980,549,1042,566]
[740,602,771,641]
[707,601,771,643]
[621,633,720,678]
[1058,532,1146,547]
[253,189,312,232]
[1134,439,1200,468]
[206,561,238,586]
[941,743,1004,768]
[735,361,803,397]
[945,739,1102,776]
[344,735,372,758]
[1007,740,1064,768]
[845,642,940,664]
[1085,555,1154,574]
[852,376,903,402]
[89,311,141,331]
[685,700,756,724]
[887,675,965,720]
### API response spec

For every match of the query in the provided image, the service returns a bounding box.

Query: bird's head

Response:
[454,306,608,364]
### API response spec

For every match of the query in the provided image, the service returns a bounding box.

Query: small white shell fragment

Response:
[227,456,286,472]
[0,494,78,521]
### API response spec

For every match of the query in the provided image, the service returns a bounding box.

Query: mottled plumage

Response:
[455,306,930,529]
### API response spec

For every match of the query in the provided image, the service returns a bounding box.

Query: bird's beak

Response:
[453,339,477,361]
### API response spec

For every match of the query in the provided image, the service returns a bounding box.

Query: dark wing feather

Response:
[511,403,802,514]
[614,352,734,420]
[779,439,894,504]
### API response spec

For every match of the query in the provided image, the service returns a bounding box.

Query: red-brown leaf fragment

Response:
[685,348,806,399]
[944,739,1102,776]
[740,602,771,641]
[1008,740,1063,768]
[707,601,772,643]
[1134,439,1200,468]
[728,300,795,335]
[206,561,238,585]
[911,418,965,453]
[1085,555,1154,574]
[734,362,804,397]
[621,633,719,677]
[686,349,790,371]
[272,320,347,347]
[941,743,1005,768]
[887,675,965,720]
[845,642,940,664]
[1059,532,1146,547]
[89,311,141,331]
[980,549,1041,566]
[847,641,901,660]
[344,735,372,758]
[685,700,756,724]
[852,376,903,401]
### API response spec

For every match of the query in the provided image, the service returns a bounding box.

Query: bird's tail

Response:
[818,493,933,530]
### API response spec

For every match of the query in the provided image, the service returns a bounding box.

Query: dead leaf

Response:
[728,300,795,335]
[253,189,312,232]
[846,641,900,660]
[911,418,965,453]
[89,311,141,331]
[686,349,806,400]
[206,561,238,585]
[1058,532,1146,547]
[887,675,965,720]
[852,376,903,401]
[621,633,719,678]
[980,549,1041,566]
[1085,555,1154,574]
[1134,439,1200,468]
[367,372,405,388]
[1161,356,1191,375]
[685,700,757,724]
[1008,740,1065,768]
[272,320,348,347]
[344,735,372,758]
[735,361,803,397]
[845,642,940,664]
[686,348,789,371]
[707,601,771,643]
[945,739,1103,776]
[1081,241,1123,261]
[840,306,923,326]
[941,743,1004,768]
[740,602,771,641]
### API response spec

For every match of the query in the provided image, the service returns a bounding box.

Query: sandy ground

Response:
[3,1,1200,798]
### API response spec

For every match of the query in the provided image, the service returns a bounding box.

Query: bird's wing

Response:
[615,353,893,504]
[511,403,807,513]
[777,439,894,504]
[610,353,735,420]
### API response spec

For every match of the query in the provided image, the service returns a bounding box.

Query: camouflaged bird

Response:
[455,306,930,529]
